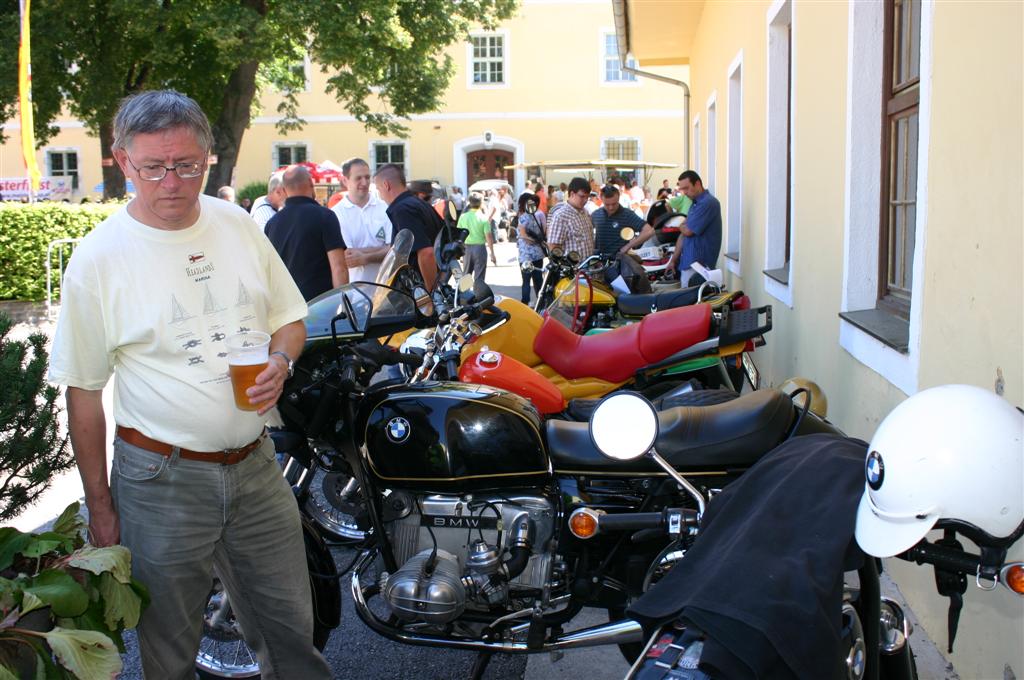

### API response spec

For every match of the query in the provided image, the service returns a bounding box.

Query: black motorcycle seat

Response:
[618,286,700,317]
[546,389,793,473]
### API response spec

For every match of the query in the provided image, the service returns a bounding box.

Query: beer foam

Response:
[228,353,268,366]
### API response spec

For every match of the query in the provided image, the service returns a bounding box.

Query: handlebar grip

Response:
[899,541,982,575]
[445,357,460,379]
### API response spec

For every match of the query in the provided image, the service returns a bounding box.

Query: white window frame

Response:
[725,52,744,274]
[272,142,309,171]
[369,140,410,175]
[599,30,640,86]
[45,147,81,192]
[764,0,794,306]
[600,136,643,184]
[466,31,510,89]
[839,0,932,395]
[706,92,717,194]
[692,115,701,175]
[271,52,312,94]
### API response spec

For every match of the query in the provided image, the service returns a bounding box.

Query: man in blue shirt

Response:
[667,170,722,285]
[591,184,653,257]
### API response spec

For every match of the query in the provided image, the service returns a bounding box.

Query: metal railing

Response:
[46,238,83,319]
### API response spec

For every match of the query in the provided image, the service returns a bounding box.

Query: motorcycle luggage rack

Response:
[718,304,772,347]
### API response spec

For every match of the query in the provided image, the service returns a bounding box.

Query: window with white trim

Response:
[601,138,640,161]
[765,0,793,298]
[274,143,307,168]
[706,95,717,193]
[46,149,79,190]
[692,117,701,175]
[471,34,506,85]
[603,33,637,82]
[371,142,406,173]
[726,55,744,267]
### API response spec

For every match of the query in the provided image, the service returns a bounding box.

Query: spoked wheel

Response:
[195,579,260,679]
[303,468,368,543]
[195,576,332,679]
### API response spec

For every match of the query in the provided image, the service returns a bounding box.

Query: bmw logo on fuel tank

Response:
[386,416,411,443]
[865,450,885,490]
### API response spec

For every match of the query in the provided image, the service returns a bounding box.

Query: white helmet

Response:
[855,384,1024,558]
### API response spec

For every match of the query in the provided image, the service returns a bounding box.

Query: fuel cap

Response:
[479,351,500,365]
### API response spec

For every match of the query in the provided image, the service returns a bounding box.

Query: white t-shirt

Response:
[331,194,392,283]
[49,195,307,451]
[250,195,277,229]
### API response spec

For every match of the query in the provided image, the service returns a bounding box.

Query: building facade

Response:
[1,0,689,199]
[618,0,1023,676]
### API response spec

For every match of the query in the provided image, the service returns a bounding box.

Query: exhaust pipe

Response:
[350,551,643,652]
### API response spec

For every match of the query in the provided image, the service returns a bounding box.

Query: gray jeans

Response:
[464,244,489,280]
[111,435,331,680]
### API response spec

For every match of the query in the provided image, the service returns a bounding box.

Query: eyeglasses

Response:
[124,152,206,181]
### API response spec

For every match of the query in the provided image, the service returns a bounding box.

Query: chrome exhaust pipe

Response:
[350,550,643,653]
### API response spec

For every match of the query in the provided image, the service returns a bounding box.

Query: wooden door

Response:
[467,150,513,185]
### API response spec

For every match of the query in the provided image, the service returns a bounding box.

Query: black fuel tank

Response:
[359,382,549,492]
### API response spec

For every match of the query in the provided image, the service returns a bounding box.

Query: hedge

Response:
[0,203,119,301]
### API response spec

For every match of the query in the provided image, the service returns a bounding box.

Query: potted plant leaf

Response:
[0,502,149,678]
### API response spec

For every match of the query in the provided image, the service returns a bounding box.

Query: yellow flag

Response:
[19,0,41,193]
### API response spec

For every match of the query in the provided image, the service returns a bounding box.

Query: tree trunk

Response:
[99,121,126,200]
[204,60,260,196]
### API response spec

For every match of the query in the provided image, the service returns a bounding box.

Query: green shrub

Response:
[237,180,266,206]
[0,203,118,301]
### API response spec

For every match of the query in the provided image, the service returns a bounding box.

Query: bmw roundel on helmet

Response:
[855,384,1024,558]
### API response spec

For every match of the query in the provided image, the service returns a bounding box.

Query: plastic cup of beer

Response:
[224,331,271,411]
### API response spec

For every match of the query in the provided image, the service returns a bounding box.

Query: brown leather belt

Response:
[116,426,265,465]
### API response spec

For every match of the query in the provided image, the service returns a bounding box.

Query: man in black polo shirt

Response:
[591,184,654,257]
[265,165,348,300]
[373,163,440,290]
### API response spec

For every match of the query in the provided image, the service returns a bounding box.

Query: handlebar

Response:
[597,508,699,534]
[899,541,983,576]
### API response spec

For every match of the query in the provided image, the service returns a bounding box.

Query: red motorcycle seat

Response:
[534,304,713,383]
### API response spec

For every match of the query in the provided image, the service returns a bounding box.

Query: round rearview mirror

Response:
[526,200,537,215]
[448,200,458,221]
[619,227,636,241]
[589,392,658,461]
[413,286,434,317]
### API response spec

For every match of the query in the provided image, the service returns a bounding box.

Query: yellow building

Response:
[1,1,689,199]
[619,0,1023,676]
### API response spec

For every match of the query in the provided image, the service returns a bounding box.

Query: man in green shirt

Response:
[668,171,694,215]
[458,194,496,280]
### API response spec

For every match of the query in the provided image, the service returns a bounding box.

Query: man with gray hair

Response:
[48,89,330,679]
[216,185,236,203]
[250,170,286,229]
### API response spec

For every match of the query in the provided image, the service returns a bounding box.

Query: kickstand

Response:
[469,651,493,680]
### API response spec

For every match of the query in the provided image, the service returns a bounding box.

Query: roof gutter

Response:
[611,0,690,173]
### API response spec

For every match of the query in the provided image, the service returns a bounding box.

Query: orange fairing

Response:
[534,304,712,383]
[459,351,565,414]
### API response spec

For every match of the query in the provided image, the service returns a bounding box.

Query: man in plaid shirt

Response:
[546,176,595,258]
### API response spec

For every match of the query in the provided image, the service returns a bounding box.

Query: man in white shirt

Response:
[250,170,286,229]
[331,157,392,283]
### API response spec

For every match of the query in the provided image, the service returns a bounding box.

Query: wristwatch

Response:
[269,350,294,378]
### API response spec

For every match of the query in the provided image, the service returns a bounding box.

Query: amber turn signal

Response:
[1002,563,1024,595]
[568,508,602,539]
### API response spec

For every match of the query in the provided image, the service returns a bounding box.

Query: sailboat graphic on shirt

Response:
[203,284,226,315]
[169,295,194,325]
[236,279,252,307]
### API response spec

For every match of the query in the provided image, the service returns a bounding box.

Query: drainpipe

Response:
[611,0,690,171]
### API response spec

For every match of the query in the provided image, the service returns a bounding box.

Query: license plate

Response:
[742,353,760,389]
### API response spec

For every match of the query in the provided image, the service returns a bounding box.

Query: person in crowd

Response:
[239,196,252,212]
[656,186,672,200]
[628,179,645,204]
[554,182,567,204]
[666,170,722,284]
[484,185,512,240]
[662,178,671,191]
[546,177,594,258]
[516,192,546,304]
[546,184,557,211]
[265,165,348,300]
[457,194,496,279]
[669,170,694,215]
[533,182,547,214]
[592,184,653,257]
[373,163,440,290]
[250,171,286,229]
[216,185,235,203]
[48,89,330,679]
[584,191,601,216]
[449,185,466,216]
[331,157,392,283]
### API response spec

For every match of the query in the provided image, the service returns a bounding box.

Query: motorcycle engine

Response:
[381,492,555,625]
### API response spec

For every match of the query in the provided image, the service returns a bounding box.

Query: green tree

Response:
[0,313,73,522]
[0,0,518,199]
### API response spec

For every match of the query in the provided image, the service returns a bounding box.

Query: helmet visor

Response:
[855,487,938,557]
